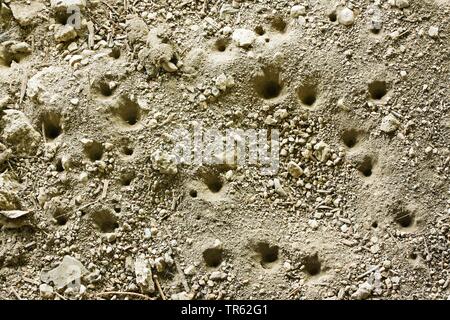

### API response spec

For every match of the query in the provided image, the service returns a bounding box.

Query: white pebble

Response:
[290,5,306,18]
[232,29,256,48]
[338,8,355,26]
[395,0,410,9]
[428,26,439,38]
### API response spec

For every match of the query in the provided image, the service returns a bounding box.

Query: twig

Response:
[19,71,28,104]
[423,238,431,259]
[101,180,109,199]
[288,287,300,298]
[10,288,22,300]
[207,226,220,239]
[87,21,95,49]
[77,201,97,212]
[356,265,379,280]
[55,291,66,300]
[21,277,39,286]
[163,226,190,293]
[398,30,410,38]
[96,291,152,300]
[153,275,166,300]
[101,1,120,17]
[41,122,47,144]
[174,253,190,293]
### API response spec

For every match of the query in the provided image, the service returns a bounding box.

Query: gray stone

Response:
[369,17,383,32]
[104,233,117,243]
[171,291,194,300]
[287,161,304,178]
[39,283,54,299]
[134,255,155,293]
[232,29,256,48]
[54,24,78,43]
[1,110,41,156]
[40,255,87,290]
[10,42,32,54]
[184,265,196,276]
[10,2,45,26]
[273,178,287,197]
[351,282,373,300]
[50,0,86,11]
[380,114,400,133]
[395,0,410,9]
[210,271,227,281]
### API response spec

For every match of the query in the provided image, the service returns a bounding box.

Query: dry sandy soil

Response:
[0,0,449,300]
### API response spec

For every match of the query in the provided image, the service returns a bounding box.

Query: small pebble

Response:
[428,26,439,38]
[338,8,355,26]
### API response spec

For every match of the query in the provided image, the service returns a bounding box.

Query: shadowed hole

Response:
[409,252,418,260]
[394,208,414,228]
[255,242,279,268]
[98,81,113,97]
[91,208,119,233]
[189,189,198,198]
[116,96,141,125]
[203,248,223,267]
[254,68,283,99]
[169,54,179,68]
[120,172,135,186]
[84,141,104,161]
[297,83,318,107]
[255,242,279,265]
[214,38,230,52]
[0,54,20,67]
[370,28,381,35]
[371,221,378,229]
[110,47,121,59]
[357,156,374,177]
[55,158,64,172]
[302,253,321,276]
[122,146,134,156]
[54,11,70,25]
[40,111,62,140]
[254,26,265,35]
[341,129,360,148]
[52,207,69,226]
[328,11,337,22]
[55,214,68,226]
[368,81,387,100]
[203,172,223,193]
[272,16,287,32]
